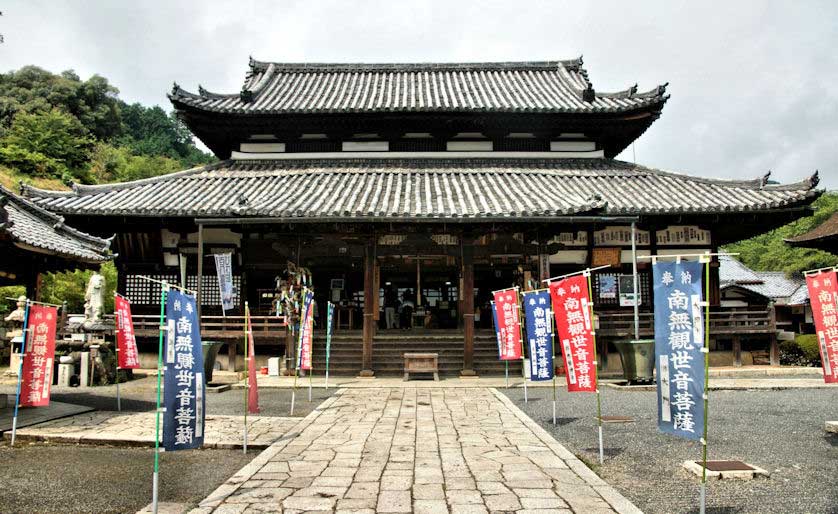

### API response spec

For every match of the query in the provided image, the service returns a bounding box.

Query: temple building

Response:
[21,58,821,376]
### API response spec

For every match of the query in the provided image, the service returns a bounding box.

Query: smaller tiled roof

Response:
[169,58,669,115]
[0,185,112,263]
[719,256,808,305]
[20,158,820,220]
[785,212,838,248]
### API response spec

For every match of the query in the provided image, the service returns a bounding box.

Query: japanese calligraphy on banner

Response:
[326,302,334,369]
[20,305,57,407]
[492,289,522,360]
[115,295,140,369]
[653,261,705,440]
[491,302,502,358]
[298,290,314,371]
[805,270,838,383]
[214,253,235,312]
[551,275,596,392]
[163,290,205,451]
[246,313,260,414]
[524,290,554,381]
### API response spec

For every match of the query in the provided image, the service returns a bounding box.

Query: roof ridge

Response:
[627,162,820,191]
[23,160,228,198]
[246,58,584,73]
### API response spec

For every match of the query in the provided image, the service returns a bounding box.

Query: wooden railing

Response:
[79,313,287,339]
[597,308,775,338]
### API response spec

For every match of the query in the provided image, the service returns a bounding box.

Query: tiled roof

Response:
[785,212,838,245]
[21,158,819,221]
[0,185,112,263]
[169,59,669,115]
[719,256,809,305]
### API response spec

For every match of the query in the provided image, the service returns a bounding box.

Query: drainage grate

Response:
[704,460,755,472]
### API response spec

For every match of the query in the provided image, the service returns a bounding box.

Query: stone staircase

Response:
[310,330,521,377]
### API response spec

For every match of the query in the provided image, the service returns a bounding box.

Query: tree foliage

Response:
[724,192,838,274]
[39,262,117,314]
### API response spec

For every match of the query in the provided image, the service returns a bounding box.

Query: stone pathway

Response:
[192,388,639,513]
[5,411,298,449]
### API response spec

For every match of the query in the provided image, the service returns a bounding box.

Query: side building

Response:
[21,59,821,376]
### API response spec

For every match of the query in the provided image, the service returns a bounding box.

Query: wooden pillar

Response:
[732,335,742,367]
[360,239,375,377]
[461,241,476,377]
[769,304,780,366]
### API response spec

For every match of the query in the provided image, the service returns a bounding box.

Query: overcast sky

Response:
[1,1,836,188]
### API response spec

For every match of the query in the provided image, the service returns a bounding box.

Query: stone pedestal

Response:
[80,351,90,387]
[57,363,73,387]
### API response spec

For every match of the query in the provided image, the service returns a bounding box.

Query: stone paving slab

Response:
[3,411,298,449]
[191,387,640,513]
[0,396,94,433]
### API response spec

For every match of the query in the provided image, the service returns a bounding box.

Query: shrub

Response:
[779,334,822,367]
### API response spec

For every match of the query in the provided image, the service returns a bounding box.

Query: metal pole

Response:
[517,291,528,403]
[585,272,604,465]
[505,361,509,388]
[196,223,204,320]
[152,281,167,514]
[551,308,557,425]
[10,299,31,446]
[114,293,121,411]
[116,367,121,412]
[631,222,640,341]
[243,301,249,454]
[700,252,711,514]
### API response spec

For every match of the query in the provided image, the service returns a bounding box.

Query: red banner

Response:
[246,312,260,414]
[115,295,140,369]
[493,288,523,360]
[806,270,838,383]
[20,305,58,406]
[299,292,314,371]
[550,275,597,392]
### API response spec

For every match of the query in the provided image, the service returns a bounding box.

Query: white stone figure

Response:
[4,295,27,323]
[84,273,106,323]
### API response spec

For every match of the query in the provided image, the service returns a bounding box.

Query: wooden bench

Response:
[404,352,439,381]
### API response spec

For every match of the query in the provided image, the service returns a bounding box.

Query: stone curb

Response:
[185,389,346,513]
[490,388,643,514]
[682,460,770,480]
[824,421,837,434]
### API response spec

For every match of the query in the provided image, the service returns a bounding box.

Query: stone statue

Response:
[84,273,106,324]
[4,295,27,324]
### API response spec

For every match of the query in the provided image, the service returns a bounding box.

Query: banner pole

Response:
[550,308,557,425]
[114,293,121,411]
[308,306,313,403]
[325,302,331,390]
[10,299,31,447]
[518,290,528,403]
[243,302,249,454]
[152,281,167,514]
[505,361,509,388]
[291,288,305,416]
[585,272,604,464]
[700,253,711,514]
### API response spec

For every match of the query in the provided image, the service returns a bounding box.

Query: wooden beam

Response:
[359,239,375,377]
[461,241,476,377]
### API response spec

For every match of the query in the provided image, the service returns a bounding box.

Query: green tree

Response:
[725,192,838,274]
[39,262,117,314]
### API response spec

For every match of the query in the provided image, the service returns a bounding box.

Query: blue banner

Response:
[653,260,705,440]
[523,290,554,381]
[163,289,205,451]
[491,302,502,358]
[326,301,334,369]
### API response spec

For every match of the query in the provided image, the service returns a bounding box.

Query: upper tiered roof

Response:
[169,58,668,115]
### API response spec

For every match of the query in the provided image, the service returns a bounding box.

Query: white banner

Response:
[213,253,234,313]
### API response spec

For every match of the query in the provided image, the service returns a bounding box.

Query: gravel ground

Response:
[503,386,838,514]
[0,441,253,513]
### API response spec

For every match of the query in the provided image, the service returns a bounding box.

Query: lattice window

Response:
[124,274,177,305]
[124,274,241,306]
[186,275,242,306]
